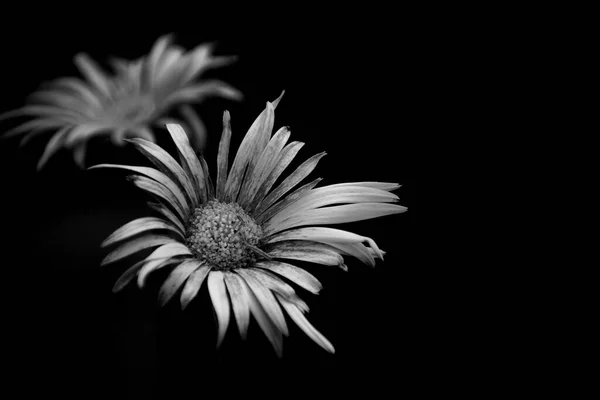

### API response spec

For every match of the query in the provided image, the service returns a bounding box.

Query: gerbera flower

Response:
[0,34,241,169]
[93,93,406,356]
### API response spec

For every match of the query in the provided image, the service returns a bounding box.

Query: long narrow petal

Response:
[245,268,309,312]
[73,53,113,98]
[158,259,203,307]
[264,203,408,236]
[101,234,174,265]
[237,126,290,210]
[247,141,305,215]
[36,127,69,170]
[237,272,283,357]
[266,241,345,268]
[255,260,322,295]
[112,255,180,293]
[223,92,283,202]
[89,164,191,218]
[163,81,242,108]
[147,202,186,235]
[102,217,184,247]
[49,77,103,108]
[256,178,322,225]
[208,271,231,347]
[128,176,188,222]
[179,105,207,151]
[181,265,212,309]
[321,241,376,267]
[146,34,172,86]
[265,227,385,261]
[126,138,197,207]
[137,243,192,287]
[198,155,214,200]
[255,152,326,219]
[236,269,288,336]
[3,119,68,139]
[276,294,335,354]
[265,187,399,228]
[165,124,206,205]
[223,272,251,339]
[216,111,231,201]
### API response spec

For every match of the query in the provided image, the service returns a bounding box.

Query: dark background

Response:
[1,12,419,398]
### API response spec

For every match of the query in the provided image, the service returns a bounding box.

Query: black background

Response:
[1,11,420,398]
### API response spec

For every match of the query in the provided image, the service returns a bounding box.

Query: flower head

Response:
[93,92,406,356]
[1,34,241,169]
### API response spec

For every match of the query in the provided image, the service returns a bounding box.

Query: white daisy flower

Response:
[1,34,241,169]
[93,92,406,356]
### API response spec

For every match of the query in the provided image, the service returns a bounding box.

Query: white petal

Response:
[128,176,188,222]
[247,141,304,215]
[89,163,191,218]
[266,241,345,268]
[223,272,251,339]
[245,268,309,312]
[255,260,322,295]
[236,272,284,357]
[236,269,288,336]
[208,271,231,347]
[101,234,174,265]
[265,203,407,236]
[126,138,197,208]
[102,217,184,247]
[237,126,290,210]
[147,202,186,234]
[166,123,206,205]
[36,127,69,170]
[254,151,326,219]
[73,53,113,98]
[137,243,192,287]
[158,259,203,306]
[276,294,335,354]
[180,265,211,310]
[265,227,385,261]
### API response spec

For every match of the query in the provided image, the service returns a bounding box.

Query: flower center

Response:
[186,200,263,270]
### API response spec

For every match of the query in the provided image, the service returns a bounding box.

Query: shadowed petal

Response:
[36,127,70,170]
[179,105,207,151]
[128,175,188,222]
[216,110,231,201]
[245,268,309,312]
[181,265,212,309]
[208,271,231,347]
[266,240,345,268]
[236,271,284,357]
[254,152,326,219]
[158,259,203,306]
[126,138,198,207]
[112,255,181,293]
[74,53,113,98]
[224,272,251,339]
[90,163,191,217]
[255,260,322,295]
[237,126,290,210]
[165,124,206,205]
[137,243,192,287]
[256,178,322,225]
[147,202,186,234]
[237,269,288,336]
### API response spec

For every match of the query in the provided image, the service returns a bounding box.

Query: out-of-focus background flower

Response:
[1,11,419,398]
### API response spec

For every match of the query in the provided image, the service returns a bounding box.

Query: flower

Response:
[0,34,241,169]
[92,92,406,356]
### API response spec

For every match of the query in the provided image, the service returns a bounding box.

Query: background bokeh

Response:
[1,14,419,398]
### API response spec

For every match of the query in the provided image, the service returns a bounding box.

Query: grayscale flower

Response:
[1,34,241,169]
[93,93,406,356]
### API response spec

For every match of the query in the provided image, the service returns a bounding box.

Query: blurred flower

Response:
[93,93,406,356]
[1,34,241,169]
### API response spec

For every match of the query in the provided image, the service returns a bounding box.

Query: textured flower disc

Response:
[93,92,407,356]
[0,34,241,169]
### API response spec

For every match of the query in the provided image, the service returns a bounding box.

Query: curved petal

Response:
[128,176,188,222]
[102,217,184,247]
[266,240,345,268]
[137,242,192,287]
[158,259,203,306]
[180,264,212,310]
[207,271,231,347]
[216,110,232,201]
[255,260,322,295]
[276,294,335,354]
[101,234,175,265]
[223,272,251,339]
